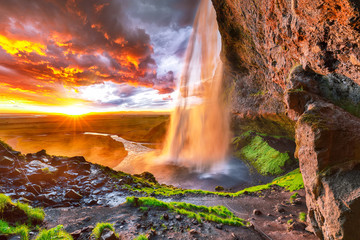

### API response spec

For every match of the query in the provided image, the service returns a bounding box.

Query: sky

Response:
[0,0,200,114]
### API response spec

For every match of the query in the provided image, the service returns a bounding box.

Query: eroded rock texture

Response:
[212,0,360,115]
[212,0,360,239]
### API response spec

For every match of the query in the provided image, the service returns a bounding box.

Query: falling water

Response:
[160,0,230,170]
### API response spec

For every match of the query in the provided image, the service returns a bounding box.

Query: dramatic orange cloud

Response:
[0,0,178,113]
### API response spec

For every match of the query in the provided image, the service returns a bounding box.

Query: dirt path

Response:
[45,187,317,240]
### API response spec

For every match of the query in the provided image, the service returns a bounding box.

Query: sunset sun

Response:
[58,105,91,116]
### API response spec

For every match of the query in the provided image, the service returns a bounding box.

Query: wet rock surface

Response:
[0,142,317,239]
[0,146,137,208]
[285,66,360,239]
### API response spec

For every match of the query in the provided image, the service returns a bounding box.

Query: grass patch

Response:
[35,225,73,240]
[0,194,44,224]
[133,234,148,240]
[240,135,291,175]
[299,212,306,222]
[126,197,246,226]
[272,168,304,191]
[289,192,298,203]
[129,168,304,198]
[92,222,116,239]
[0,220,29,240]
[16,202,45,224]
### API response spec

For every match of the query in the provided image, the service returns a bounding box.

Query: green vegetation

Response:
[299,212,306,222]
[238,135,291,175]
[290,192,299,203]
[133,234,148,240]
[41,167,51,174]
[0,194,45,224]
[272,168,304,191]
[35,225,73,240]
[288,86,304,93]
[126,197,246,226]
[139,206,149,212]
[300,111,329,130]
[287,219,294,225]
[92,222,116,239]
[128,168,304,198]
[0,220,29,240]
[16,202,45,224]
[0,194,74,240]
[250,89,268,96]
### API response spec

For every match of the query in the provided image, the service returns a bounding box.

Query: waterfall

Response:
[160,0,230,170]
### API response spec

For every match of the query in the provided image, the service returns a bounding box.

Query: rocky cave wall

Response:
[211,0,360,239]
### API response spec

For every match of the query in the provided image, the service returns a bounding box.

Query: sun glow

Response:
[57,105,91,116]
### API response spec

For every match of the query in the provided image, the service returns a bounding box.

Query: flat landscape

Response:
[0,113,169,168]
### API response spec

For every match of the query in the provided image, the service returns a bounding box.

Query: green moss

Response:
[92,222,116,239]
[133,234,148,240]
[299,212,306,222]
[139,206,149,212]
[300,112,329,130]
[0,194,11,212]
[16,202,45,223]
[0,194,44,224]
[240,135,291,175]
[35,225,73,240]
[0,220,29,240]
[287,86,304,93]
[289,192,299,203]
[126,197,246,226]
[272,168,304,191]
[129,168,304,199]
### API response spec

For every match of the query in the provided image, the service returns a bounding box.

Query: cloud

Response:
[0,0,200,110]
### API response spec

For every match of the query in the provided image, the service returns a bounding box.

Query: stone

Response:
[252,209,262,215]
[294,101,360,239]
[275,204,285,213]
[0,156,14,166]
[25,183,42,195]
[162,213,169,220]
[215,223,223,230]
[287,222,307,232]
[133,171,157,183]
[35,149,47,157]
[70,229,82,239]
[65,189,82,200]
[8,236,21,240]
[189,229,197,234]
[215,186,224,191]
[100,229,119,240]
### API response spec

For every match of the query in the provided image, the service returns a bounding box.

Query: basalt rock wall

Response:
[212,0,360,239]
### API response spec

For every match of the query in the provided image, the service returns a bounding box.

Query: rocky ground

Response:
[0,141,317,239]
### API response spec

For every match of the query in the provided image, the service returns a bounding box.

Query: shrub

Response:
[133,234,148,240]
[92,222,115,239]
[35,225,73,240]
[299,212,306,222]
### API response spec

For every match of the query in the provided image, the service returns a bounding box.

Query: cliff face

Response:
[213,0,360,116]
[212,0,360,239]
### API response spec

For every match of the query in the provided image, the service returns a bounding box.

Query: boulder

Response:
[0,156,14,166]
[284,67,360,239]
[295,104,360,240]
[65,189,83,200]
[100,229,119,240]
